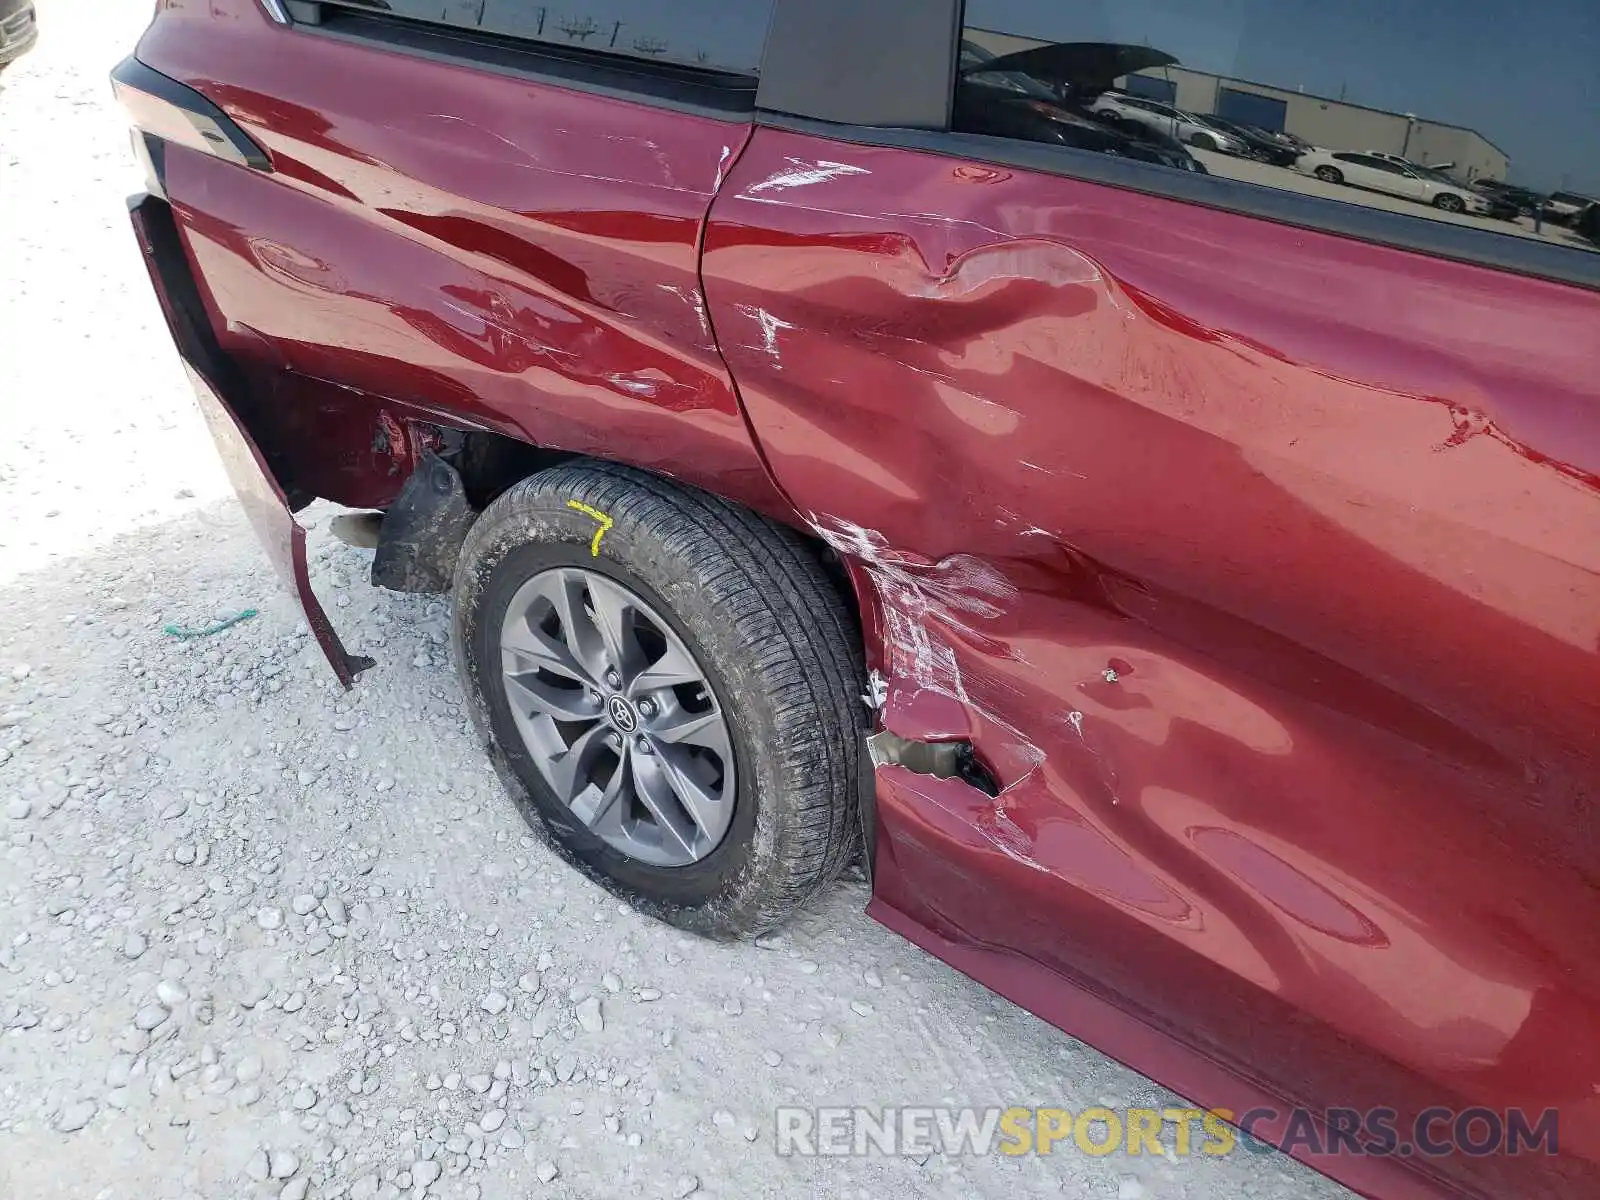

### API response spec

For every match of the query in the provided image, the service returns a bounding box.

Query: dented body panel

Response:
[702,129,1600,1199]
[118,3,1600,1194]
[135,0,788,521]
[128,193,374,687]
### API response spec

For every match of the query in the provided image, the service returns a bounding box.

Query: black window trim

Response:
[242,0,1598,290]
[285,6,763,122]
[753,0,1600,293]
[309,0,770,80]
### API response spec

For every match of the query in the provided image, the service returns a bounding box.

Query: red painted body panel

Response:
[128,195,369,686]
[135,0,787,519]
[123,5,1600,1195]
[701,130,1600,1198]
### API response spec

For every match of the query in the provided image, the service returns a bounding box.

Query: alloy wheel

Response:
[498,566,735,867]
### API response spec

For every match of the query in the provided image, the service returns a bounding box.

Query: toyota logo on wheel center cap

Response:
[607,694,639,733]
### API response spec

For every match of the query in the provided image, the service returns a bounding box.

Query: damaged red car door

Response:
[704,40,1600,1200]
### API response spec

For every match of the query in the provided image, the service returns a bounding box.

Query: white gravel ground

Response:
[0,6,1354,1198]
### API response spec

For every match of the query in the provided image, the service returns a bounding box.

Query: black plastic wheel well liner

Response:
[453,430,574,511]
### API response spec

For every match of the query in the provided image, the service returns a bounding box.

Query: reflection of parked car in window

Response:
[0,0,38,75]
[1269,128,1314,154]
[1364,151,1456,172]
[1472,179,1548,218]
[1546,191,1599,224]
[1575,201,1600,245]
[1200,116,1300,166]
[1090,92,1249,154]
[1295,150,1491,213]
[955,42,1207,174]
[1410,165,1519,219]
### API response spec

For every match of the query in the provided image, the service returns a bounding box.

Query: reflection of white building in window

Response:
[965,28,1511,183]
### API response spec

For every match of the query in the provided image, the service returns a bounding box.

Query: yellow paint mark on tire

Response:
[566,500,614,557]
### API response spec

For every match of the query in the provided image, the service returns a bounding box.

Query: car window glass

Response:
[957,0,1599,258]
[320,0,777,76]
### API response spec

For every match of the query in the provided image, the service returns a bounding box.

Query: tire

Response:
[1433,192,1466,213]
[1314,165,1344,184]
[451,461,866,939]
[1186,132,1213,150]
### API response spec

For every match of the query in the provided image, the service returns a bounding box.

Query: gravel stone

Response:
[412,1159,441,1189]
[132,1004,169,1031]
[54,1099,96,1133]
[575,997,604,1034]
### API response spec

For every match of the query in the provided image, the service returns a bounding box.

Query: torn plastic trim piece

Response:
[868,729,1001,797]
[127,193,373,688]
[370,449,477,593]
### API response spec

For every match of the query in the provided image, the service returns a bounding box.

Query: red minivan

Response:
[114,2,1600,1196]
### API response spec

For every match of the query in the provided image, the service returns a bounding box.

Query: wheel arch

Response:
[446,436,885,875]
[448,432,880,664]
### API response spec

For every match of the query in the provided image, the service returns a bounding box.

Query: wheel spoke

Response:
[538,568,601,674]
[569,746,630,838]
[501,621,589,684]
[652,743,729,845]
[504,671,601,723]
[628,642,702,696]
[585,574,641,682]
[648,707,731,760]
[631,754,699,858]
[544,721,613,805]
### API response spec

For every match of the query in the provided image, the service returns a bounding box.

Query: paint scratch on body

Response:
[746,157,871,194]
[605,373,660,398]
[736,304,796,362]
[807,514,1043,790]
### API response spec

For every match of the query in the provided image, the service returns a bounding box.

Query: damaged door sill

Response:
[867,730,1001,797]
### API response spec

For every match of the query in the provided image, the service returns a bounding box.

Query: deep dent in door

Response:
[701,129,1600,1200]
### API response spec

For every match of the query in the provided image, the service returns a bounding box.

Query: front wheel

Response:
[1314,165,1344,184]
[1434,192,1466,213]
[452,462,866,938]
